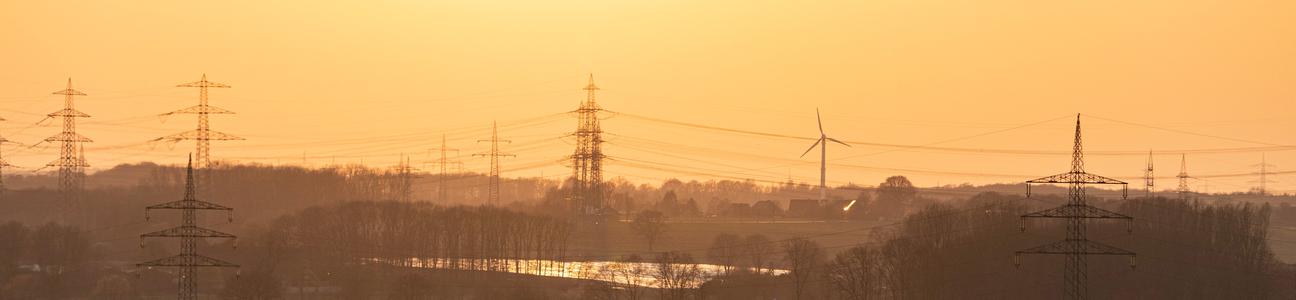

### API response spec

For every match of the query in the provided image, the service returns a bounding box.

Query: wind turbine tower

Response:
[800,109,850,200]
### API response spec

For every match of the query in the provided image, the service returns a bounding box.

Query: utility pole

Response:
[475,121,515,206]
[44,78,92,225]
[1016,114,1135,300]
[571,74,606,216]
[156,74,243,199]
[1178,154,1191,201]
[428,134,463,202]
[1144,150,1154,199]
[138,155,238,300]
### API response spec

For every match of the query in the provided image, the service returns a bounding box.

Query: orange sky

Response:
[1,0,1293,193]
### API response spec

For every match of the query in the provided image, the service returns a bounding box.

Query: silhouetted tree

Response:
[707,233,743,274]
[782,237,825,300]
[631,210,668,251]
[742,234,774,274]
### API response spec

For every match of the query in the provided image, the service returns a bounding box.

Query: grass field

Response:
[1268,226,1296,263]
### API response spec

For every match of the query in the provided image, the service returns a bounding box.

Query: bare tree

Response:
[783,237,824,300]
[742,234,774,274]
[654,251,702,300]
[631,210,668,251]
[706,233,742,274]
[827,246,886,300]
[604,254,650,300]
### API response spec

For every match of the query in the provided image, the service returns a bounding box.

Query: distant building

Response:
[787,199,821,218]
[725,203,752,217]
[751,200,783,218]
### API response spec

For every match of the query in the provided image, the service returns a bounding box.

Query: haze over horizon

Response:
[2,0,1293,193]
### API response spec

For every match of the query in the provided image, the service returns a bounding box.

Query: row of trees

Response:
[231,201,575,298]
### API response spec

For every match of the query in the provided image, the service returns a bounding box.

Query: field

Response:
[1268,226,1296,263]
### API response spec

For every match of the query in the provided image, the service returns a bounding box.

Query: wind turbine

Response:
[800,109,851,201]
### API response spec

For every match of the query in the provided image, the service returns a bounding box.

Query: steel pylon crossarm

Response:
[153,130,244,142]
[1016,240,1136,264]
[138,254,238,268]
[1027,171,1126,185]
[146,199,232,211]
[162,105,236,115]
[1021,204,1132,220]
[142,226,236,239]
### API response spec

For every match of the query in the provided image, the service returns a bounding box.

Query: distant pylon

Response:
[391,154,419,202]
[156,74,243,198]
[1177,154,1191,201]
[570,74,606,215]
[474,121,515,205]
[428,134,463,202]
[44,78,92,225]
[1253,153,1277,197]
[1144,150,1154,199]
[0,116,15,200]
[1016,114,1135,300]
[138,155,238,300]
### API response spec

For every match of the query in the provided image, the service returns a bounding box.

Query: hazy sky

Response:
[1,0,1292,193]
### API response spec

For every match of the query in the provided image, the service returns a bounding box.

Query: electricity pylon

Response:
[799,108,851,201]
[44,78,92,225]
[1178,154,1191,200]
[474,121,514,206]
[0,117,15,200]
[571,74,606,216]
[1252,153,1277,197]
[1016,114,1135,300]
[138,155,238,300]
[391,154,418,202]
[1144,150,1154,199]
[156,74,243,198]
[428,134,463,202]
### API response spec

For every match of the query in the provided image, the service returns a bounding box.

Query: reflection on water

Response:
[371,258,787,288]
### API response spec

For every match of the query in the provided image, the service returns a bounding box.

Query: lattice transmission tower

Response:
[1253,153,1277,197]
[0,116,15,200]
[570,74,606,216]
[44,78,92,225]
[156,74,243,198]
[475,121,515,205]
[428,134,463,202]
[1178,154,1191,200]
[1016,114,1135,300]
[391,155,418,202]
[1143,150,1154,199]
[138,156,238,300]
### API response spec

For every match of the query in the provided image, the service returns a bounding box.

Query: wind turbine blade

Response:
[826,137,851,147]
[800,139,823,158]
[816,108,824,134]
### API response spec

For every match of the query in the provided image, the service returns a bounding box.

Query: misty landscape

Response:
[2,0,1295,299]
